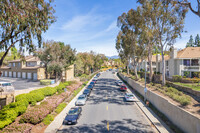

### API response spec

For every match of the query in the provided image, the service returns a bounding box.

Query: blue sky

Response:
[43,0,200,56]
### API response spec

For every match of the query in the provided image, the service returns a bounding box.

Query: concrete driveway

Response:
[0,77,44,90]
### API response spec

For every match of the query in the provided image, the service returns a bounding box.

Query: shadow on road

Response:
[87,78,134,106]
[58,119,153,133]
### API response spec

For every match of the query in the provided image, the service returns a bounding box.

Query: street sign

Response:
[144,88,147,93]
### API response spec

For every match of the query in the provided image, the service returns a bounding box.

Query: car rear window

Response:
[68,109,78,115]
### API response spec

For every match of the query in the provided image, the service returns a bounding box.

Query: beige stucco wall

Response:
[65,65,74,81]
[37,68,45,80]
[119,73,200,133]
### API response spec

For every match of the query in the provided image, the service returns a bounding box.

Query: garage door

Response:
[22,72,26,79]
[17,72,21,78]
[4,71,7,77]
[33,73,37,81]
[27,73,32,79]
[9,72,12,77]
[13,72,16,78]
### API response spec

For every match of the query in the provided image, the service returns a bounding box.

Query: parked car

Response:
[124,93,136,102]
[120,85,127,91]
[92,79,97,83]
[87,84,94,90]
[75,95,87,106]
[63,107,82,125]
[0,82,14,92]
[90,81,95,86]
[116,80,123,86]
[83,89,91,96]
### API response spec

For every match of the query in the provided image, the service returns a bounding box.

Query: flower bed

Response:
[1,122,33,133]
[20,93,66,124]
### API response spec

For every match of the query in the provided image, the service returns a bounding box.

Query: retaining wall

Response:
[119,73,200,133]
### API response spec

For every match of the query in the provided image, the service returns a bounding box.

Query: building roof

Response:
[177,47,200,59]
[8,55,40,63]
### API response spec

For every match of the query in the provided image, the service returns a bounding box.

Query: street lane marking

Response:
[106,105,108,110]
[107,121,109,131]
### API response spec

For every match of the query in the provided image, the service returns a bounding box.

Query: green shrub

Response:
[43,114,54,125]
[55,103,67,113]
[172,75,182,82]
[40,79,52,85]
[0,81,72,129]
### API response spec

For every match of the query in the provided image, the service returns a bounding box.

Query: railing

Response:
[184,66,200,71]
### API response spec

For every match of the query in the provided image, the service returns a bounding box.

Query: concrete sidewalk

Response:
[44,77,94,133]
[115,74,171,133]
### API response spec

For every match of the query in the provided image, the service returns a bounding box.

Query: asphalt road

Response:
[58,71,156,133]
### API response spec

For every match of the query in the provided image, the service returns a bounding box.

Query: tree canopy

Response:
[0,0,56,67]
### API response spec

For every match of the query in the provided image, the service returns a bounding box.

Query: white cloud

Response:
[61,8,107,31]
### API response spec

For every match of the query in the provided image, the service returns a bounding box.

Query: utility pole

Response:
[144,60,147,102]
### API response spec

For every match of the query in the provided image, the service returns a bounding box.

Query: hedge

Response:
[40,79,52,85]
[0,81,71,129]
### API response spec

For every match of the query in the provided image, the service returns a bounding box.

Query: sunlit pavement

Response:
[57,71,156,133]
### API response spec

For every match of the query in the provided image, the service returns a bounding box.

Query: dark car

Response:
[83,89,91,96]
[63,107,82,125]
[90,81,95,86]
[92,79,97,83]
[87,84,94,90]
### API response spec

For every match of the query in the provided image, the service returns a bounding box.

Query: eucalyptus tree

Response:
[147,0,188,85]
[116,31,133,75]
[0,0,56,67]
[176,0,200,17]
[137,1,159,82]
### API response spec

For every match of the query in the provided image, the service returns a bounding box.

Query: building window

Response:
[18,63,21,67]
[191,59,199,66]
[8,63,11,67]
[183,59,190,66]
[13,63,15,67]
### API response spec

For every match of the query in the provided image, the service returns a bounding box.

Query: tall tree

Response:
[152,0,188,85]
[0,0,56,67]
[186,35,195,47]
[195,34,200,47]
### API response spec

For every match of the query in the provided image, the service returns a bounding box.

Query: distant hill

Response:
[106,55,119,59]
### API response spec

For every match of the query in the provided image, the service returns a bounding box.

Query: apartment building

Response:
[139,47,200,78]
[0,56,45,80]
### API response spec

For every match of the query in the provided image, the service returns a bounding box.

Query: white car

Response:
[116,80,123,86]
[0,82,15,92]
[75,94,87,106]
[124,93,136,102]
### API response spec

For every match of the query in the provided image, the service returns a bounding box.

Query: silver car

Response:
[124,93,136,102]
[116,80,123,86]
[75,94,87,106]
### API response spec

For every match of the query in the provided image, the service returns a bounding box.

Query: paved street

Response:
[58,71,156,133]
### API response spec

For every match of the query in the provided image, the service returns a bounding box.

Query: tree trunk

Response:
[148,46,153,82]
[0,40,19,67]
[127,59,130,75]
[45,64,48,79]
[161,46,166,86]
[134,64,138,79]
